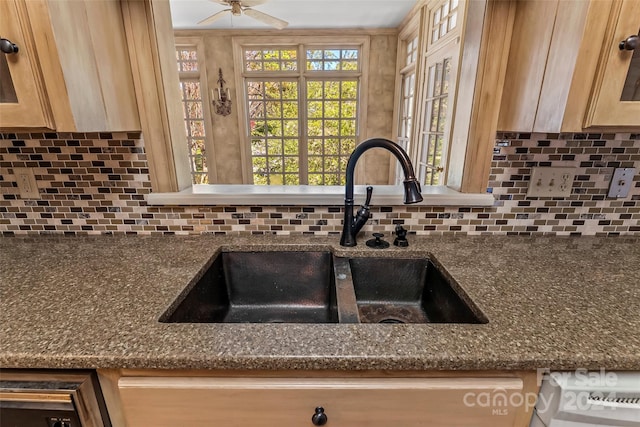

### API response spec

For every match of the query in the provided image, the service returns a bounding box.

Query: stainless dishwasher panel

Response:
[0,370,111,427]
[531,371,640,427]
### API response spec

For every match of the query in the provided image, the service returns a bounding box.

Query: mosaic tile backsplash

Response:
[1,132,639,236]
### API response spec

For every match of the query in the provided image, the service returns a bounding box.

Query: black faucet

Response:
[340,138,423,247]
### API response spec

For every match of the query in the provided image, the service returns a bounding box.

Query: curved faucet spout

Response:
[340,138,423,247]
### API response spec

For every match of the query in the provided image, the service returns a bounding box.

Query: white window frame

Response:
[392,14,421,185]
[232,36,370,185]
[392,0,464,187]
[415,0,463,186]
[416,36,459,185]
[175,37,217,184]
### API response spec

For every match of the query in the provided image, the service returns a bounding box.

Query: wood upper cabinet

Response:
[498,0,640,132]
[0,0,140,132]
[117,376,532,427]
[586,0,640,127]
[0,0,52,128]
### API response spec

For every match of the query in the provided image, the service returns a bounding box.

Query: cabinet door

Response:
[119,377,525,427]
[587,0,640,126]
[0,0,52,128]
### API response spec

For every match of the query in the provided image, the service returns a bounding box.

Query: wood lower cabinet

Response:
[116,375,533,427]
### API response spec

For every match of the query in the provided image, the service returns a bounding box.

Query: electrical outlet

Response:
[527,167,576,198]
[608,168,636,198]
[14,168,40,199]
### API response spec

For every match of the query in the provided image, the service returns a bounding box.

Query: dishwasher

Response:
[0,370,111,427]
[530,371,640,427]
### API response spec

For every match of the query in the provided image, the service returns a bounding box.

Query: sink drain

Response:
[379,318,405,324]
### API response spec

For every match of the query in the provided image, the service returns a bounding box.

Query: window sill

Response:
[147,185,495,206]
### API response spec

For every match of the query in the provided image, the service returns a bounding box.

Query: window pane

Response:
[307,81,323,99]
[342,60,358,71]
[438,97,448,132]
[251,139,266,155]
[309,139,323,155]
[342,101,357,118]
[186,102,203,119]
[306,48,360,72]
[267,139,282,155]
[325,81,340,99]
[283,120,298,137]
[244,48,297,72]
[434,63,443,96]
[430,99,440,132]
[341,81,358,99]
[265,101,282,118]
[284,139,298,155]
[325,101,340,118]
[281,81,298,99]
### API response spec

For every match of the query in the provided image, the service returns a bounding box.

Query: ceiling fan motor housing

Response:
[230,1,242,15]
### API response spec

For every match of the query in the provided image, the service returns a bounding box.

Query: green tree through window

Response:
[242,45,361,185]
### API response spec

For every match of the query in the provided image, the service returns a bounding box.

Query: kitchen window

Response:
[394,0,462,187]
[395,33,419,184]
[127,0,509,203]
[234,37,368,185]
[175,41,215,184]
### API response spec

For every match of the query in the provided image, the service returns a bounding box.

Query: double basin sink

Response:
[160,250,487,325]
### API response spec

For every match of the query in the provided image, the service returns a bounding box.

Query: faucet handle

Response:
[354,187,373,236]
[363,185,373,207]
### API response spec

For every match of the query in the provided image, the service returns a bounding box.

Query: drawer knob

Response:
[311,406,328,425]
[0,38,19,54]
[619,34,638,51]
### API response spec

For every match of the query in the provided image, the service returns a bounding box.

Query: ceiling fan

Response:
[198,0,289,29]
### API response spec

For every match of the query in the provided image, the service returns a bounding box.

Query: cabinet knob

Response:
[619,34,638,51]
[0,38,18,54]
[311,406,328,425]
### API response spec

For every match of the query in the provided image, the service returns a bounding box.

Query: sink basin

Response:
[161,251,338,323]
[161,250,487,325]
[349,257,488,324]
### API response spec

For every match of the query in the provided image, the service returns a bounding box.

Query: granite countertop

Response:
[1,234,639,371]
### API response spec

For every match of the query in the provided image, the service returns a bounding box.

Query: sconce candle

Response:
[214,68,232,116]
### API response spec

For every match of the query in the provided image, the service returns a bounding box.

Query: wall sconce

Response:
[213,68,232,116]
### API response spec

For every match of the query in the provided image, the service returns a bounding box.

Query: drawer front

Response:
[119,377,524,427]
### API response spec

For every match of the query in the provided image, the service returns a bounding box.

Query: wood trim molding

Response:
[561,0,614,131]
[121,0,192,192]
[453,0,516,193]
[174,28,398,38]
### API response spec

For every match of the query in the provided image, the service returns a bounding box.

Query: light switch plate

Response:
[608,168,636,198]
[527,167,576,198]
[14,168,40,199]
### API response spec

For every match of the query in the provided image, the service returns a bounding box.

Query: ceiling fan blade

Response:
[197,9,231,25]
[243,8,288,29]
[239,0,267,7]
[209,0,267,7]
